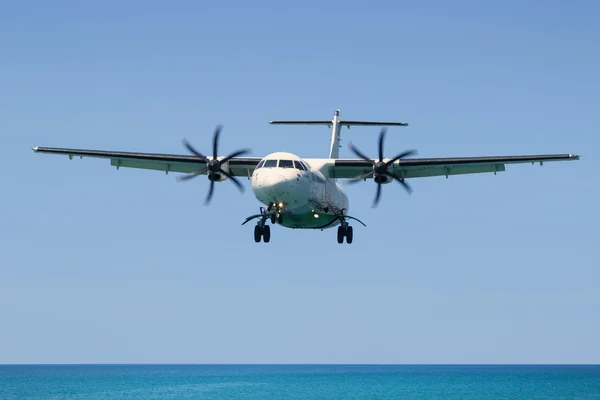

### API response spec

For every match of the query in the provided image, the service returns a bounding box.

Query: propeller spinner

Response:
[347,128,417,207]
[178,125,251,205]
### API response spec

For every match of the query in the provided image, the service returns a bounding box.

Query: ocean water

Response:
[1,365,599,399]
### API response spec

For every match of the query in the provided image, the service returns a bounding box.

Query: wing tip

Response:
[32,146,39,152]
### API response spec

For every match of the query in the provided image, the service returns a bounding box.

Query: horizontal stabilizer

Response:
[340,121,408,127]
[269,109,409,160]
[269,120,408,126]
[269,120,332,125]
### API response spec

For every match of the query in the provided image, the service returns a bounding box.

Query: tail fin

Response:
[269,109,408,159]
[329,109,342,159]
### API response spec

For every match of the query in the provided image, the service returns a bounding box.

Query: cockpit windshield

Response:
[293,160,306,171]
[278,160,293,168]
[256,159,309,170]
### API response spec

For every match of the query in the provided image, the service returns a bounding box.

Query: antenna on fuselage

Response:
[268,109,409,159]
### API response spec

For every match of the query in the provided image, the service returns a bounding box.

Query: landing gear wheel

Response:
[270,214,276,224]
[262,225,271,243]
[254,225,262,243]
[345,226,353,244]
[337,226,344,244]
[336,224,354,244]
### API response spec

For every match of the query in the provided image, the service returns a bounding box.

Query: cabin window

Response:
[279,159,294,169]
[293,160,306,171]
[263,159,277,168]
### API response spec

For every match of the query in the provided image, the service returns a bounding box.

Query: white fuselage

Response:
[251,152,349,229]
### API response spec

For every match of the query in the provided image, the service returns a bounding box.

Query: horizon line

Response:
[1,363,599,366]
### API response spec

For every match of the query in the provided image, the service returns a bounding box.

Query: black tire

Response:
[263,225,271,243]
[337,226,344,244]
[254,225,262,242]
[270,214,276,224]
[346,226,353,244]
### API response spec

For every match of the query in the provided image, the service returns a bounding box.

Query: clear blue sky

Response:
[1,0,598,364]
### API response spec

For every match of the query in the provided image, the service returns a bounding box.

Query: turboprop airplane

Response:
[32,109,580,244]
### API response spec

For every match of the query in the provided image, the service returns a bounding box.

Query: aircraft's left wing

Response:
[329,153,580,180]
[31,146,262,177]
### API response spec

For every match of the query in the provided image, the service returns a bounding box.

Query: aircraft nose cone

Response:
[252,170,307,207]
[268,174,293,193]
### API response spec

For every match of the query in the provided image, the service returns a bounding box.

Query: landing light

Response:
[278,202,284,208]
[314,214,319,218]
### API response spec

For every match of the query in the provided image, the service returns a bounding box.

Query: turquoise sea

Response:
[1,365,599,399]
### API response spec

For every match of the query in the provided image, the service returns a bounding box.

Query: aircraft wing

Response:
[31,146,262,177]
[330,153,580,179]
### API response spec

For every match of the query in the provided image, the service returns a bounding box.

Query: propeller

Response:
[177,125,251,205]
[347,128,417,207]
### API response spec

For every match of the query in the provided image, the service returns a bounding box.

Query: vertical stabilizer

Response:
[328,109,342,159]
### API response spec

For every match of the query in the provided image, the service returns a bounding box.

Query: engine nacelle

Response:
[207,161,231,182]
[374,173,393,184]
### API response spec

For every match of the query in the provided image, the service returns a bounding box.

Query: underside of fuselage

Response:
[277,211,340,229]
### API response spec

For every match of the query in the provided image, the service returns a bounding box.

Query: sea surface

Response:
[1,365,599,399]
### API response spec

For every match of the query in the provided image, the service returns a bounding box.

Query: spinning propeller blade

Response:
[348,128,417,207]
[178,126,251,205]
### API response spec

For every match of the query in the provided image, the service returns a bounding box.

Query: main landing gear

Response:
[254,211,272,243]
[242,207,276,243]
[254,224,270,243]
[337,225,353,244]
[334,212,365,244]
[242,208,365,244]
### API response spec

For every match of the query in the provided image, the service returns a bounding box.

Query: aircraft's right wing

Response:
[31,146,262,177]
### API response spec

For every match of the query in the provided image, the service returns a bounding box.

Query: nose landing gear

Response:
[268,203,285,225]
[269,213,283,224]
